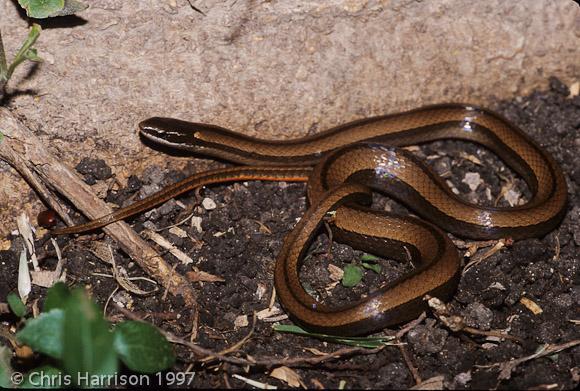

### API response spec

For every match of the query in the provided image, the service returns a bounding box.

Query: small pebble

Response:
[462,172,483,192]
[202,197,217,210]
[462,302,493,330]
[75,157,113,185]
[432,156,452,177]
[548,76,570,96]
[191,216,203,233]
[407,325,448,354]
[126,175,142,192]
[157,199,178,216]
[453,371,472,387]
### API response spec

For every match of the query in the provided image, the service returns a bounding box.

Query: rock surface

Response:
[0,0,578,233]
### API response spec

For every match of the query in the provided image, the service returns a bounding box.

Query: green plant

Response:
[18,0,88,19]
[273,324,396,348]
[0,0,88,92]
[0,0,88,143]
[341,253,382,288]
[0,25,42,92]
[1,283,175,388]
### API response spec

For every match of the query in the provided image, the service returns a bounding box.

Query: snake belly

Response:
[53,103,568,336]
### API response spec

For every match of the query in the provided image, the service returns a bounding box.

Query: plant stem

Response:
[6,24,41,80]
[0,28,8,90]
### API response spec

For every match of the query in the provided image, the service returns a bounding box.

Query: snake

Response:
[52,103,567,336]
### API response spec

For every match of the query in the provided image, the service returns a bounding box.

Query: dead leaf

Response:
[270,366,304,388]
[86,241,115,265]
[31,238,66,288]
[304,347,327,356]
[234,315,249,328]
[18,248,31,302]
[410,375,445,390]
[459,151,483,165]
[520,297,543,315]
[143,229,194,265]
[17,213,38,270]
[109,246,157,296]
[232,374,277,389]
[31,270,64,288]
[169,226,188,238]
[186,269,225,283]
[256,306,282,320]
[328,264,343,282]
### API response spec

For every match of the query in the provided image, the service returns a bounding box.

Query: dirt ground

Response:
[1,78,578,388]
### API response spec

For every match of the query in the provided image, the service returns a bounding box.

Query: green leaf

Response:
[360,253,380,262]
[18,0,87,18]
[21,365,63,389]
[341,264,363,287]
[24,48,42,62]
[18,0,64,18]
[62,289,118,385]
[17,309,64,359]
[113,321,175,373]
[43,282,71,312]
[362,261,381,274]
[7,292,27,317]
[0,345,13,389]
[273,324,396,348]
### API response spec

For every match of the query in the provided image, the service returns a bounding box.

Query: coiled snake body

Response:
[53,104,567,336]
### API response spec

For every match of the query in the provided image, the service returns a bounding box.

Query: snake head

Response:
[138,117,256,164]
[138,117,204,149]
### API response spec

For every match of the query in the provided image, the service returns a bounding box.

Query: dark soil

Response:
[1,78,579,389]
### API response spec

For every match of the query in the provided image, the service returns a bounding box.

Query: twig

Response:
[477,339,580,381]
[168,330,386,368]
[427,296,523,343]
[223,372,232,389]
[395,313,427,385]
[398,343,422,384]
[112,303,386,369]
[202,312,258,362]
[0,109,196,306]
[552,234,560,261]
[396,312,427,339]
[323,220,333,259]
[462,326,523,343]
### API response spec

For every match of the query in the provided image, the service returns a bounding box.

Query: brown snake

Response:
[52,103,567,336]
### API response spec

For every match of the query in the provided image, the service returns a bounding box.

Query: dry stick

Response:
[398,344,422,385]
[169,332,387,368]
[201,312,258,362]
[477,339,580,381]
[0,108,196,306]
[395,312,427,385]
[0,135,74,226]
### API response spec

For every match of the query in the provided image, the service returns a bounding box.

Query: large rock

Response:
[0,0,578,235]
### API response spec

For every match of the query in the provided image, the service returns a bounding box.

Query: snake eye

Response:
[139,117,172,137]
